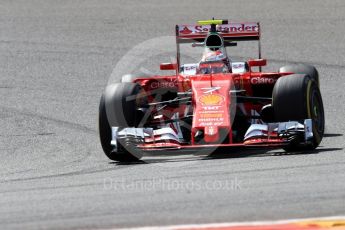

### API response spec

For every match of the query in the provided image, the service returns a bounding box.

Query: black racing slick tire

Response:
[99,83,147,162]
[272,74,325,150]
[99,93,140,162]
[279,64,319,87]
[99,93,113,158]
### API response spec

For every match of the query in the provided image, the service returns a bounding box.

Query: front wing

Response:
[110,119,314,153]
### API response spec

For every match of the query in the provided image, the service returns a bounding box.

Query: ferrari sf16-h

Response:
[99,19,325,162]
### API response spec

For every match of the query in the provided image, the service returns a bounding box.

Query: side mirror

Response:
[248,59,267,67]
[160,63,177,70]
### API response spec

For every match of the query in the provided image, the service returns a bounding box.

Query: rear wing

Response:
[176,22,260,43]
[174,22,262,71]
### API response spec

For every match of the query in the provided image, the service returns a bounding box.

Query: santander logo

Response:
[178,23,259,36]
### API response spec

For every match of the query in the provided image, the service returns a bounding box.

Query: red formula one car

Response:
[99,20,325,162]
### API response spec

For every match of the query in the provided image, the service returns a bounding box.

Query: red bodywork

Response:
[132,70,291,151]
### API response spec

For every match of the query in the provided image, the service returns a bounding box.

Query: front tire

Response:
[273,74,325,150]
[99,83,146,162]
[99,94,113,157]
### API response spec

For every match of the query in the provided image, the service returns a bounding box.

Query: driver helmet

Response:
[201,48,226,62]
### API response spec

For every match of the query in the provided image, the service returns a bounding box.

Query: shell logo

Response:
[199,94,224,105]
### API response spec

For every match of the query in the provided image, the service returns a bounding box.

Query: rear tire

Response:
[273,74,324,151]
[279,64,319,87]
[99,83,146,162]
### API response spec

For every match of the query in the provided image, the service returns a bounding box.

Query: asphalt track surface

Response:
[0,0,345,229]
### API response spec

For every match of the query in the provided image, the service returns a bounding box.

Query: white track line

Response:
[110,215,345,230]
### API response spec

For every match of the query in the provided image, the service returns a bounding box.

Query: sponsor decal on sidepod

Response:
[251,77,276,84]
